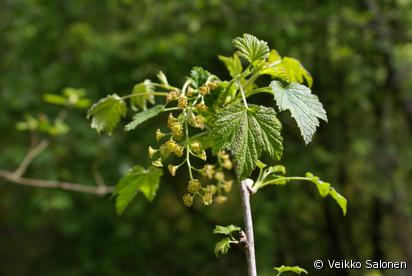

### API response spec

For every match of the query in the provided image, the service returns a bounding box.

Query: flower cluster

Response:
[146,72,234,207]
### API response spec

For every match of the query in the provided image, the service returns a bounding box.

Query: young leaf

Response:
[131,79,155,110]
[87,94,127,135]
[274,265,308,275]
[114,166,163,215]
[213,225,241,236]
[218,53,243,78]
[124,105,165,131]
[306,172,347,215]
[271,81,327,144]
[214,237,231,256]
[189,66,211,88]
[233,33,269,63]
[262,57,313,88]
[212,104,283,179]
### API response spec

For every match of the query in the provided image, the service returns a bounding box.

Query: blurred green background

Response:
[1,0,412,275]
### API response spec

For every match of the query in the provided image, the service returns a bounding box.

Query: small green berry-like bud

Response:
[156,129,165,142]
[187,179,201,193]
[152,159,163,167]
[203,192,213,206]
[168,164,178,176]
[183,194,193,207]
[148,146,157,158]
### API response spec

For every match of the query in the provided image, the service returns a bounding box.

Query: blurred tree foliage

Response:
[1,0,412,275]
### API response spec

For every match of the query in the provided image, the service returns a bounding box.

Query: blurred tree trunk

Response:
[365,0,412,264]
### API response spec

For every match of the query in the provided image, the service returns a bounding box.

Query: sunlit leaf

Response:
[125,105,165,131]
[218,53,243,77]
[87,94,127,135]
[114,166,163,215]
[212,104,283,179]
[233,33,269,63]
[271,81,327,144]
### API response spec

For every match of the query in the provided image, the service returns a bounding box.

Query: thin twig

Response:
[240,178,257,276]
[92,162,107,187]
[0,170,113,196]
[13,139,50,177]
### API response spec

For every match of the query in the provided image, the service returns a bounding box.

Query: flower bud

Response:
[168,164,178,176]
[167,113,178,129]
[215,195,227,204]
[182,194,193,207]
[214,172,224,181]
[178,95,187,109]
[203,192,213,206]
[166,90,179,102]
[165,140,177,152]
[190,140,202,154]
[173,145,184,157]
[156,129,165,142]
[223,180,233,193]
[170,123,183,139]
[189,115,205,129]
[202,164,215,179]
[187,86,195,97]
[148,146,157,158]
[152,159,163,167]
[187,179,201,193]
[195,103,208,112]
[207,82,218,90]
[199,85,210,95]
[223,160,232,170]
[198,150,207,161]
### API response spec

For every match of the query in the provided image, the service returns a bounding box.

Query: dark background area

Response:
[1,0,412,275]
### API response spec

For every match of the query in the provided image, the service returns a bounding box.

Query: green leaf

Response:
[87,94,127,135]
[43,88,91,109]
[233,33,269,63]
[306,172,347,215]
[124,105,164,131]
[114,166,163,215]
[274,265,308,275]
[189,66,211,88]
[330,188,348,216]
[271,81,327,144]
[213,225,241,236]
[267,49,282,63]
[262,57,313,88]
[131,79,155,110]
[218,53,243,77]
[212,104,283,179]
[214,237,231,256]
[43,94,67,105]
